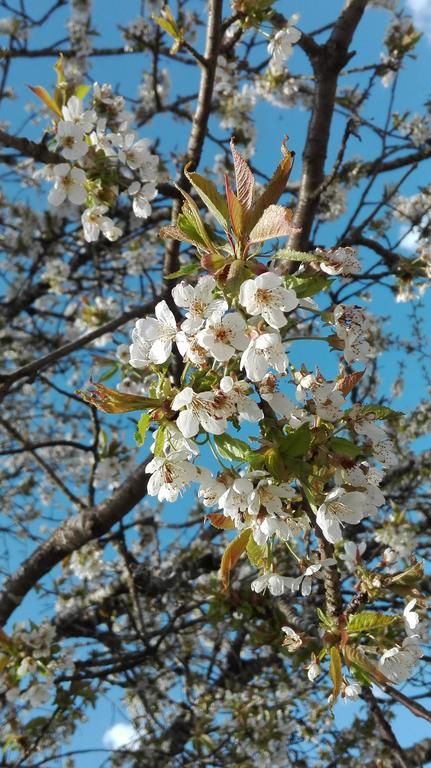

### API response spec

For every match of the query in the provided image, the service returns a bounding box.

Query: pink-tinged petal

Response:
[149,338,172,364]
[176,410,199,438]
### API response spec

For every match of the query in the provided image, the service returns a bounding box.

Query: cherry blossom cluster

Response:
[81,137,423,696]
[38,80,158,243]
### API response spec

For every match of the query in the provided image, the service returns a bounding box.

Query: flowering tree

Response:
[0,0,430,765]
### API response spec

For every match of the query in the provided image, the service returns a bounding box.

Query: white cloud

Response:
[406,0,431,40]
[102,723,140,751]
[399,224,421,252]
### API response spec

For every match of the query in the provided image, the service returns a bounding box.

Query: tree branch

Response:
[0,456,151,626]
[289,0,369,250]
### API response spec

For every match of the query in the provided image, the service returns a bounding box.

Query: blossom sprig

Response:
[30,59,159,243]
[78,138,424,698]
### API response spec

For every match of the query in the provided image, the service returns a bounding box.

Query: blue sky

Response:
[1,0,430,764]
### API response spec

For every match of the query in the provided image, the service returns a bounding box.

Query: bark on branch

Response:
[0,457,151,627]
[289,0,369,250]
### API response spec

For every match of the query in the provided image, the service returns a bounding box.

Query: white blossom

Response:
[250,571,293,596]
[172,276,226,333]
[306,661,321,682]
[240,330,288,382]
[135,300,179,364]
[404,599,420,636]
[197,312,248,362]
[48,163,87,206]
[62,95,96,132]
[218,477,254,522]
[379,637,423,684]
[146,451,198,502]
[82,205,122,242]
[56,121,89,161]
[128,181,157,218]
[171,386,229,437]
[239,272,298,329]
[219,376,262,422]
[267,15,301,71]
[316,488,371,544]
[282,626,302,652]
[339,540,366,571]
[286,560,336,597]
[317,246,361,276]
[342,681,362,701]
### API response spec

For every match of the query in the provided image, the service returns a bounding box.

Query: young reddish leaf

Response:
[230,137,255,211]
[336,370,365,396]
[248,204,296,243]
[246,138,294,235]
[225,175,244,240]
[77,381,160,414]
[220,529,251,590]
[28,85,62,117]
[206,513,236,530]
[184,164,229,231]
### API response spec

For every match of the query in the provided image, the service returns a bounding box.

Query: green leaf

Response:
[275,248,317,262]
[159,222,208,249]
[165,262,201,280]
[74,84,91,100]
[388,561,424,587]
[346,404,403,421]
[185,165,229,231]
[316,608,336,632]
[280,425,312,459]
[246,537,268,569]
[284,273,332,298]
[343,645,387,684]
[177,211,209,248]
[347,611,399,634]
[152,6,181,43]
[220,529,251,589]
[135,413,151,447]
[177,189,220,253]
[153,426,165,457]
[224,260,250,298]
[214,433,250,462]
[329,437,363,458]
[329,647,343,704]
